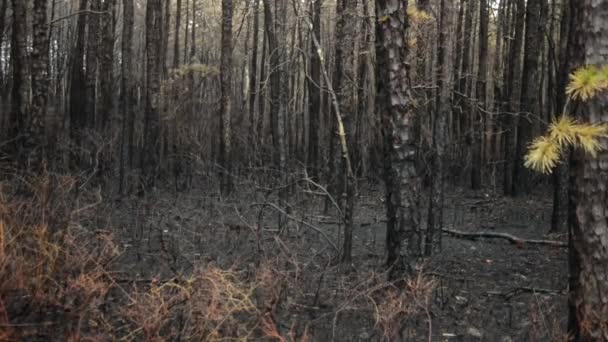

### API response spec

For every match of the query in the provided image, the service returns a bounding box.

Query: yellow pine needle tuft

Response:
[566,65,605,101]
[407,6,432,23]
[571,124,608,157]
[549,115,578,147]
[524,136,561,174]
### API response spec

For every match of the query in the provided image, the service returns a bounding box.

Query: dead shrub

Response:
[0,173,119,340]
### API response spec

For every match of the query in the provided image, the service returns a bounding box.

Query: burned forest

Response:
[1,0,608,340]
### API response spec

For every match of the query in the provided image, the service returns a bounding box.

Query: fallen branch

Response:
[442,229,567,247]
[251,202,339,253]
[488,286,565,299]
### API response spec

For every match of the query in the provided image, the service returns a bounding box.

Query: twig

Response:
[49,10,110,25]
[488,286,565,300]
[442,229,567,247]
[251,202,339,253]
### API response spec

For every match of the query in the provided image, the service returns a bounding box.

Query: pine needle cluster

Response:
[525,65,608,174]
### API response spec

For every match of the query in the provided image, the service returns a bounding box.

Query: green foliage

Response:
[525,65,608,174]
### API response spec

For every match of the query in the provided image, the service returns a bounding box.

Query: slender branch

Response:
[49,10,110,26]
[442,228,567,247]
[251,202,339,252]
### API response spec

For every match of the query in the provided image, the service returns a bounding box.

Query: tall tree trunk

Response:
[86,0,101,129]
[426,0,452,255]
[514,0,545,195]
[571,2,608,339]
[98,0,115,132]
[219,0,234,194]
[0,0,7,101]
[456,0,474,155]
[248,0,260,148]
[190,0,196,59]
[333,0,357,263]
[9,0,30,161]
[31,0,50,161]
[452,0,465,140]
[69,0,89,165]
[262,0,285,175]
[503,0,525,195]
[257,24,267,145]
[162,0,170,77]
[307,0,321,180]
[472,0,489,190]
[376,0,420,274]
[119,0,135,193]
[174,0,182,68]
[142,0,163,188]
[551,0,571,232]
[184,0,189,63]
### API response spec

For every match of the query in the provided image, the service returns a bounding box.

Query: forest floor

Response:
[3,176,568,341]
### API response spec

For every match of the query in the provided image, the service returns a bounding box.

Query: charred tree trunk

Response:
[570,2,608,339]
[472,0,489,190]
[262,0,286,176]
[551,0,572,232]
[119,0,135,193]
[334,0,357,263]
[98,0,115,132]
[503,0,525,195]
[174,0,182,68]
[376,0,420,274]
[162,0,170,77]
[9,0,30,161]
[426,0,452,255]
[248,0,261,147]
[69,0,89,166]
[0,0,6,102]
[142,0,163,188]
[190,0,196,59]
[514,0,545,195]
[219,0,234,194]
[31,0,50,161]
[86,0,101,129]
[307,0,322,180]
[184,0,189,63]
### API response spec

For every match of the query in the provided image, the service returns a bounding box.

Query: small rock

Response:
[467,327,483,338]
[455,296,468,304]
[359,331,372,340]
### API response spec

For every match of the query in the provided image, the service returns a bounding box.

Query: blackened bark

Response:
[9,0,30,161]
[190,0,196,59]
[142,0,163,188]
[503,0,525,195]
[570,1,608,339]
[262,0,285,172]
[426,0,452,256]
[307,0,322,180]
[219,0,234,194]
[119,0,135,193]
[162,0,170,77]
[376,0,420,274]
[334,0,357,263]
[248,0,260,146]
[174,0,182,68]
[98,0,115,132]
[86,0,101,129]
[69,0,89,165]
[31,0,50,161]
[514,0,545,195]
[551,0,572,232]
[472,0,489,190]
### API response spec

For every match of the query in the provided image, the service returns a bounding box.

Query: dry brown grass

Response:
[0,171,438,341]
